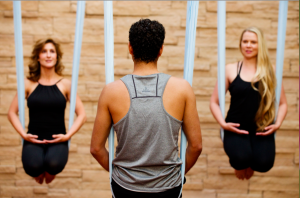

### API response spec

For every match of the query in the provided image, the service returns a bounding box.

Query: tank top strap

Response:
[120,75,136,99]
[120,73,171,99]
[238,61,243,76]
[55,78,64,84]
[156,73,171,97]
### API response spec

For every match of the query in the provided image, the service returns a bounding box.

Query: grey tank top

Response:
[112,73,183,193]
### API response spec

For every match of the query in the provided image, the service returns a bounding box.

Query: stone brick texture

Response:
[0,1,298,198]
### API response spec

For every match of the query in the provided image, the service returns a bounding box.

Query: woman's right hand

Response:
[221,123,249,135]
[23,134,46,144]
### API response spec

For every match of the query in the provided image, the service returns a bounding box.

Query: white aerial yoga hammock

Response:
[105,1,199,197]
[103,1,115,185]
[13,1,86,146]
[13,1,25,144]
[68,1,86,147]
[217,1,226,142]
[274,2,288,119]
[217,1,289,141]
[103,1,115,196]
[179,1,199,197]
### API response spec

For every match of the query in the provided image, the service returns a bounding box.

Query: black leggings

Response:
[111,179,182,198]
[22,140,69,177]
[223,130,275,172]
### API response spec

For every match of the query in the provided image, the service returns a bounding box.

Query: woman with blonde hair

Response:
[210,27,287,180]
[8,38,86,184]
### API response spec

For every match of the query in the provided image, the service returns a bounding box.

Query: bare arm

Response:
[209,81,229,128]
[275,85,288,127]
[7,80,46,143]
[66,94,86,138]
[181,81,202,174]
[8,94,26,138]
[90,85,112,172]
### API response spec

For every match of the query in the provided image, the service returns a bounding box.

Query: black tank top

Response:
[225,62,261,131]
[27,79,66,140]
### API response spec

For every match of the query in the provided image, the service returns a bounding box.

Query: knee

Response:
[22,161,44,177]
[45,159,66,175]
[252,158,274,173]
[229,153,252,170]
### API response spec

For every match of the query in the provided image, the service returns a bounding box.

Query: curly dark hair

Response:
[129,19,165,63]
[27,38,64,82]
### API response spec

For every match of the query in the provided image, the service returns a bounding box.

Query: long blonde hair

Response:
[27,38,64,82]
[239,27,276,131]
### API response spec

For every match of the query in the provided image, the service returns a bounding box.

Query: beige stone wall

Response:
[0,1,298,198]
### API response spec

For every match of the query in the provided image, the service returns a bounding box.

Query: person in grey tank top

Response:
[91,19,202,198]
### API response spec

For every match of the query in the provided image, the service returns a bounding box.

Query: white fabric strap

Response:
[275,2,288,119]
[103,1,115,197]
[217,1,226,142]
[68,1,86,148]
[179,1,199,197]
[13,1,25,145]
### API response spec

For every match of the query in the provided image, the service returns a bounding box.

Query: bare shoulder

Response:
[225,62,238,73]
[24,78,38,93]
[24,78,36,88]
[104,80,125,92]
[101,80,126,99]
[60,78,71,89]
[226,62,240,81]
[168,76,193,95]
[169,76,191,88]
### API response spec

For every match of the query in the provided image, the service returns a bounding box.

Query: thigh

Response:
[223,130,253,170]
[22,141,45,177]
[44,141,69,174]
[250,133,275,172]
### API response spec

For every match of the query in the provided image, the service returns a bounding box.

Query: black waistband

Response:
[111,179,182,198]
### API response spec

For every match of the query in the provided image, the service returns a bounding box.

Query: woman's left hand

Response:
[45,134,70,143]
[256,124,279,136]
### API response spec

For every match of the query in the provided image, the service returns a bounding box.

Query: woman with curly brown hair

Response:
[8,38,86,184]
[210,27,287,180]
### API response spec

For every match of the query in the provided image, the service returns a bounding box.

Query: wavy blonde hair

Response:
[27,38,64,82]
[239,27,276,131]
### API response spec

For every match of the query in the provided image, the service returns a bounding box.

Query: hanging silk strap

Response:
[217,1,226,142]
[68,1,86,148]
[103,1,115,197]
[179,1,199,198]
[13,1,25,145]
[274,2,288,125]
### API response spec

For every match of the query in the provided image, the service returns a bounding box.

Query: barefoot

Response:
[235,169,246,180]
[34,173,45,184]
[245,167,254,180]
[45,172,56,184]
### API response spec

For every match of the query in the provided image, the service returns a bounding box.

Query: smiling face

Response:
[240,31,258,59]
[38,42,57,68]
